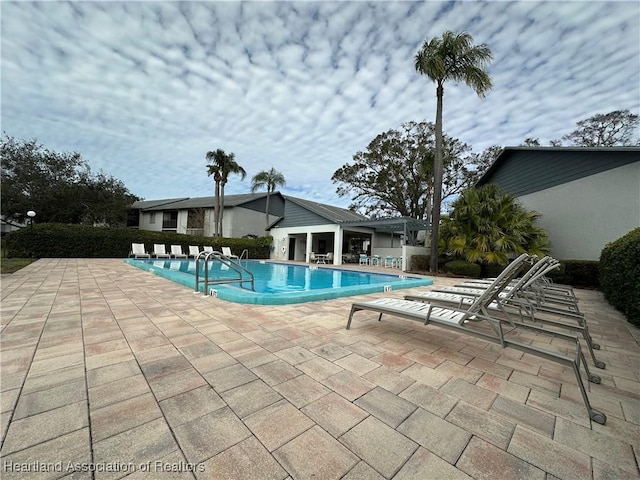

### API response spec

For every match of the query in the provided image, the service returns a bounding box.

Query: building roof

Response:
[130,193,281,211]
[283,196,367,223]
[476,146,640,197]
[129,198,189,210]
[130,192,429,233]
[342,216,431,233]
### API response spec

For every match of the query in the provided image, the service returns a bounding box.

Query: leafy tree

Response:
[205,149,246,237]
[440,184,549,265]
[558,109,639,146]
[521,138,541,146]
[1,135,137,226]
[465,144,502,187]
[415,31,493,273]
[251,167,286,229]
[332,121,488,222]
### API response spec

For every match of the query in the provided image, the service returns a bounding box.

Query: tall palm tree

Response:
[205,150,224,237]
[251,167,286,229]
[415,31,493,273]
[206,149,246,236]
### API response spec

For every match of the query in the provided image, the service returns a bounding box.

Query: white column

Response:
[334,228,343,265]
[306,232,313,263]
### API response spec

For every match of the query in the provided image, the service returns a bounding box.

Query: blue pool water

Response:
[125,258,433,305]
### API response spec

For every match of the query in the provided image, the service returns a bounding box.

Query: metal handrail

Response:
[194,251,255,295]
[239,249,249,261]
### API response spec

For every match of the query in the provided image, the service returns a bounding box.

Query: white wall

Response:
[371,232,401,248]
[139,211,162,232]
[270,225,342,262]
[518,163,640,260]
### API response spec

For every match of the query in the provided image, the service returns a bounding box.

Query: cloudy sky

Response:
[2,1,638,208]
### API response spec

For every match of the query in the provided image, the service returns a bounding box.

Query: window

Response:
[162,211,178,229]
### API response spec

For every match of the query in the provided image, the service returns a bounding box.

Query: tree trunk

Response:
[214,181,220,237]
[265,191,271,229]
[430,83,444,273]
[219,182,225,237]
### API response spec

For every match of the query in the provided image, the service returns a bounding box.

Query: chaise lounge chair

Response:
[153,244,171,258]
[130,243,150,258]
[346,298,606,425]
[404,256,605,369]
[171,245,188,258]
[188,246,201,258]
[445,257,580,315]
[221,246,239,260]
[425,257,601,357]
[345,254,607,425]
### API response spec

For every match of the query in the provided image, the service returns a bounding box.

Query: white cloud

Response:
[1,1,638,206]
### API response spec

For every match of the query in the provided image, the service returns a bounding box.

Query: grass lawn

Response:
[1,256,36,274]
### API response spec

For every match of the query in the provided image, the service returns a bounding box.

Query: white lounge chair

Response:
[188,246,201,258]
[436,257,582,318]
[153,244,171,258]
[346,297,606,425]
[203,246,214,253]
[221,246,239,260]
[404,257,605,370]
[170,245,187,258]
[130,243,150,258]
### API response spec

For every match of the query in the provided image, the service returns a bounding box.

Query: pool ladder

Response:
[194,251,255,295]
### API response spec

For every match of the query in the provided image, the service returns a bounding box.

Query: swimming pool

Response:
[124,258,433,305]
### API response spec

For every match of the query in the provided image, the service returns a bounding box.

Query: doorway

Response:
[288,238,296,261]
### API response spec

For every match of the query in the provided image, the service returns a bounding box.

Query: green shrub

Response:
[3,223,273,259]
[599,227,640,326]
[480,263,505,279]
[547,260,600,288]
[410,254,451,272]
[411,255,430,271]
[444,260,481,278]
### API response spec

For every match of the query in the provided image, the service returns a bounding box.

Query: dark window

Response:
[163,211,178,229]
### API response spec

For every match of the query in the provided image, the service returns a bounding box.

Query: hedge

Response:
[599,227,640,326]
[444,260,482,278]
[3,223,273,260]
[546,260,600,288]
[409,254,452,273]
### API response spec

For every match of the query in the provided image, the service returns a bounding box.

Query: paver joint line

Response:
[0,259,638,480]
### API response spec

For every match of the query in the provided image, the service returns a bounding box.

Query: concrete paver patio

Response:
[1,258,638,479]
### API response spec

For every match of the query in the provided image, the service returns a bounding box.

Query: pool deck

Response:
[1,258,638,479]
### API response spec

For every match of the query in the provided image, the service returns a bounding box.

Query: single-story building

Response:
[476,146,640,261]
[268,196,430,268]
[129,193,430,270]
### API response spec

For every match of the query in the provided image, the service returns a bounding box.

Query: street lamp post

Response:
[27,210,36,229]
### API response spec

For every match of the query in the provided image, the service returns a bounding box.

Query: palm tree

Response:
[415,31,493,273]
[439,184,549,265]
[205,150,224,237]
[206,149,246,236]
[251,167,286,229]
